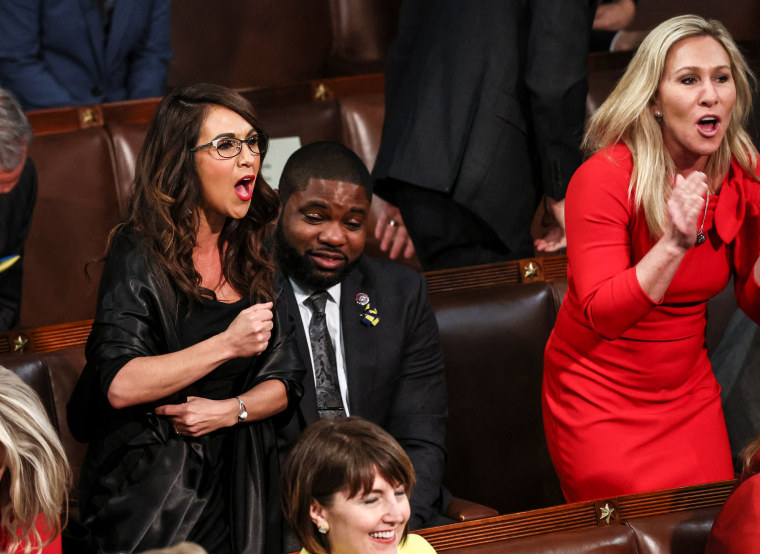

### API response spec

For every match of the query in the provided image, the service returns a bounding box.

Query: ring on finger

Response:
[174,426,181,435]
[388,219,397,227]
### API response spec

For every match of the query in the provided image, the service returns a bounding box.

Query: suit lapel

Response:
[275,273,319,425]
[105,1,137,68]
[341,261,378,416]
[80,0,105,72]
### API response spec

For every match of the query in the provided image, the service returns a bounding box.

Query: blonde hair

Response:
[0,367,69,553]
[585,14,758,236]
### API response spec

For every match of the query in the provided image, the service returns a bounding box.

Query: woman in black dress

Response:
[68,83,304,553]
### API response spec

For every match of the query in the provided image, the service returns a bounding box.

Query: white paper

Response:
[261,136,302,189]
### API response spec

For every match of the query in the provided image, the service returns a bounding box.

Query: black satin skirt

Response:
[78,412,281,554]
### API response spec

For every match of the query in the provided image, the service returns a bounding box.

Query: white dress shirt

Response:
[289,278,350,414]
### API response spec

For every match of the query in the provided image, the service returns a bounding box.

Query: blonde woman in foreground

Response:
[281,417,436,554]
[542,14,760,502]
[0,367,69,553]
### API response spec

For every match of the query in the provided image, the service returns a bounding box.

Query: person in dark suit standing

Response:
[0,0,171,110]
[0,88,36,331]
[373,0,594,270]
[274,142,449,531]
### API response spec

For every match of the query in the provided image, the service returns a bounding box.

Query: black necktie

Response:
[305,292,346,418]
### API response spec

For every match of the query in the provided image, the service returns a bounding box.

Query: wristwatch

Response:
[235,396,248,422]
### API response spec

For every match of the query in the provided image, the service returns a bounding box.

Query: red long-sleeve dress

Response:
[543,144,760,502]
[0,514,61,554]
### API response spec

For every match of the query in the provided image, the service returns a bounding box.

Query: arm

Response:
[525,0,593,200]
[0,4,75,109]
[731,174,760,323]
[107,302,274,408]
[126,0,172,99]
[526,0,594,252]
[387,274,448,529]
[566,152,707,339]
[154,307,306,437]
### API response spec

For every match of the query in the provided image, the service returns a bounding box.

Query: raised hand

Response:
[665,172,709,250]
[223,301,274,358]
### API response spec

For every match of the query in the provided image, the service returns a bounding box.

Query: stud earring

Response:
[318,523,329,534]
[655,111,662,119]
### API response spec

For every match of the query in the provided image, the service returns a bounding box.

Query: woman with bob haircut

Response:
[543,14,760,502]
[0,367,69,554]
[281,417,436,554]
[67,83,304,553]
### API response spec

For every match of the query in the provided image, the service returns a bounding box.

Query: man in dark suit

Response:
[373,0,594,270]
[0,0,171,110]
[274,142,449,530]
[0,88,36,331]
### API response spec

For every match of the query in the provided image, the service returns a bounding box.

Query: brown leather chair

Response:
[431,279,565,514]
[24,127,120,328]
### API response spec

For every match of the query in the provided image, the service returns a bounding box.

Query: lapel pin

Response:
[355,292,369,306]
[0,254,20,274]
[359,302,379,327]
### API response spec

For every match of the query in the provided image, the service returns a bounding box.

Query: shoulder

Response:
[575,143,633,182]
[100,226,165,293]
[354,256,428,306]
[567,143,634,208]
[107,226,150,263]
[358,256,425,287]
[400,534,437,553]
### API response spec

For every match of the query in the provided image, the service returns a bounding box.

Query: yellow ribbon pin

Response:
[0,255,20,274]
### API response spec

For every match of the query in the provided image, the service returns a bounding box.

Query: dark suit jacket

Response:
[373,0,593,255]
[0,0,171,110]
[0,158,36,331]
[275,256,448,529]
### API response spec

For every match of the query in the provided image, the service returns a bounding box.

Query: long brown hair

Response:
[115,83,279,304]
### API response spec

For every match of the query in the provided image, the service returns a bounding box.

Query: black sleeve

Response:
[0,158,37,330]
[525,0,594,200]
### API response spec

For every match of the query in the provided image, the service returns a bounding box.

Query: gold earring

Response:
[318,523,329,534]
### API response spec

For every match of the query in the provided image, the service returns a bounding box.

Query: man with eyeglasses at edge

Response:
[0,88,35,332]
[271,142,450,551]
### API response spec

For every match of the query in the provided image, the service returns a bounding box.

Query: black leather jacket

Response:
[67,226,304,553]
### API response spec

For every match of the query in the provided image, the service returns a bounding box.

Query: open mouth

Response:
[234,175,255,201]
[697,116,720,137]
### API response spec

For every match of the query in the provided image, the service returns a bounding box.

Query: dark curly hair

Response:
[113,83,279,304]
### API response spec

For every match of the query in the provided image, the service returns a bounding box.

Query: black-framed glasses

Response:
[191,133,269,159]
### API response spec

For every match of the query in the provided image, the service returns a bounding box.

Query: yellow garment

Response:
[300,533,436,553]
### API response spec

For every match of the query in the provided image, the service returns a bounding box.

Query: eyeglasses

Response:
[191,133,269,159]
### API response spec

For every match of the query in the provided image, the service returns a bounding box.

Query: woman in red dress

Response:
[707,434,760,553]
[0,367,69,553]
[543,14,760,503]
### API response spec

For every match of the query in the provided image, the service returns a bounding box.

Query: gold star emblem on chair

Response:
[12,333,29,353]
[599,503,615,524]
